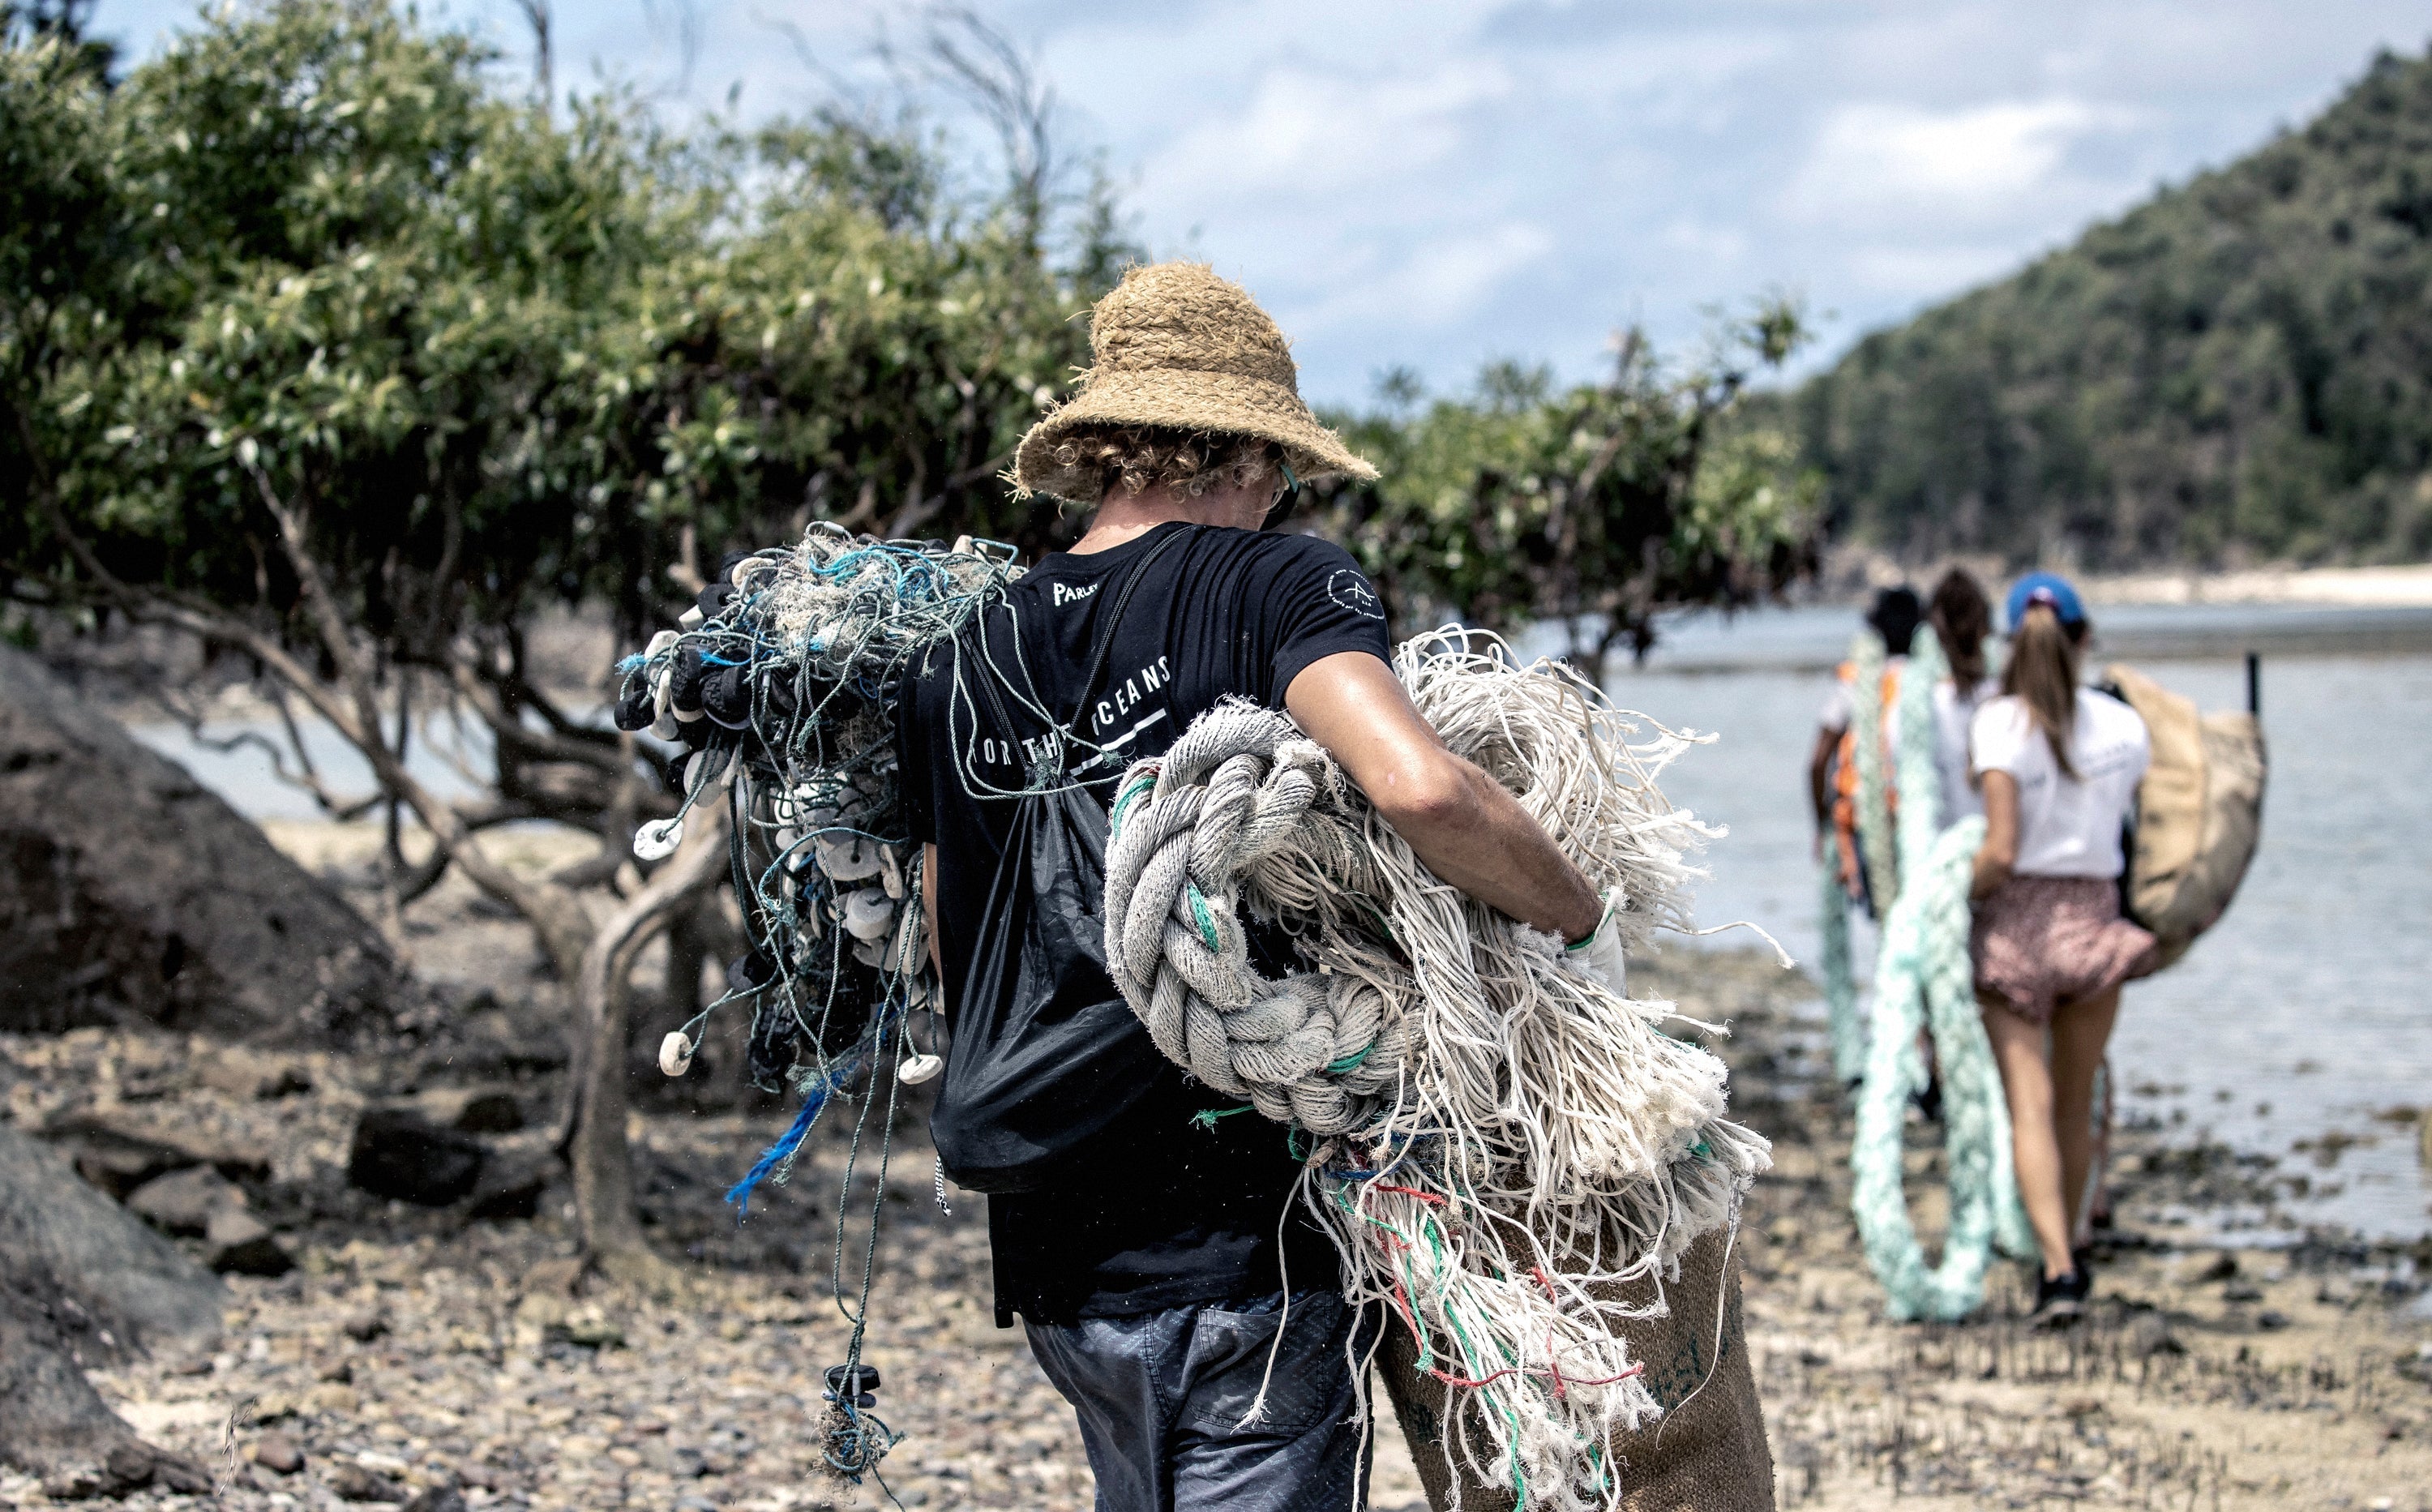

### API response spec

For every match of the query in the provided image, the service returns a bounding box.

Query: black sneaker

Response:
[1911,1073,1944,1124]
[2032,1269,2090,1328]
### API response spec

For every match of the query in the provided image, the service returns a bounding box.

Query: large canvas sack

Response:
[2102,664,2267,970]
[1377,1224,1774,1512]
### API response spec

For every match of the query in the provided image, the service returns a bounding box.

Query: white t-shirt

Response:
[1933,677,1997,829]
[1969,689,2150,878]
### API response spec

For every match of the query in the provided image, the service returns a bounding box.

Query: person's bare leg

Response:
[2049,986,2122,1253]
[1981,997,2073,1280]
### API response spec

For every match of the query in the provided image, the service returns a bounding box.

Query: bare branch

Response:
[640,0,705,99]
[447,657,629,779]
[244,464,593,974]
[515,0,552,105]
[922,5,1055,237]
[175,720,381,822]
[668,521,706,596]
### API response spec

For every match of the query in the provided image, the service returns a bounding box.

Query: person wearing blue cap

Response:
[1967,572,2156,1326]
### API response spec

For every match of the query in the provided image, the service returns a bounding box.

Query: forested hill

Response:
[1791,45,2432,571]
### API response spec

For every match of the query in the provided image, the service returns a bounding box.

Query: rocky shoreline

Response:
[2,825,2427,1511]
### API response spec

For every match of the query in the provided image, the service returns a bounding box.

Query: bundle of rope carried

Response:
[1839,631,2036,1321]
[609,525,1020,1485]
[1100,630,1773,1511]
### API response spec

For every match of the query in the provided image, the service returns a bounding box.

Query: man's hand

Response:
[1284,651,1603,943]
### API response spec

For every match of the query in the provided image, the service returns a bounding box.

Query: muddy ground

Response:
[2,820,2428,1511]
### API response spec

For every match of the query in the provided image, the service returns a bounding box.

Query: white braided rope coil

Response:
[1100,632,1773,1511]
[1102,706,1414,1133]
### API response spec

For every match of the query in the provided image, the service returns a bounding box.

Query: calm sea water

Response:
[132,602,2432,1239]
[1602,604,2432,1242]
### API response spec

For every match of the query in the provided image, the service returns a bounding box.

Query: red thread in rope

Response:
[1387,1282,1647,1394]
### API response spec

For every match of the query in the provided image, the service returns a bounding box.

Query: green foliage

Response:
[1,0,1115,686]
[5,0,1809,716]
[1791,45,2432,568]
[1311,306,1822,675]
[1,0,113,79]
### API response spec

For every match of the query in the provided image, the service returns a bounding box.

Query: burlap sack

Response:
[1376,1224,1774,1511]
[2102,665,2267,970]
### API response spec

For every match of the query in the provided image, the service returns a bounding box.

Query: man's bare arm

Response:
[1284,650,1602,941]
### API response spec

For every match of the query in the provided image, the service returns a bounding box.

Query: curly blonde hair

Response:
[1047,425,1283,506]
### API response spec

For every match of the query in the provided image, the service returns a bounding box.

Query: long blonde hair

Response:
[2002,603,2083,778]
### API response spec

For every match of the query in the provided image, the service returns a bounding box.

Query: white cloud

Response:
[1297,221,1558,334]
[1786,98,2143,230]
[85,0,2432,400]
[1141,58,1515,209]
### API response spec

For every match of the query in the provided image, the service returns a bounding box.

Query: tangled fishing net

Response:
[609,525,1020,1487]
[1100,631,1775,1511]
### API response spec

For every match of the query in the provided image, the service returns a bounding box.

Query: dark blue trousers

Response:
[1023,1291,1373,1511]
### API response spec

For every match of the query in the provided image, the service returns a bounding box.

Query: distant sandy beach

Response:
[2083,561,2432,607]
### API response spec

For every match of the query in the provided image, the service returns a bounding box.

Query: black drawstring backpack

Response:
[927,529,1186,1193]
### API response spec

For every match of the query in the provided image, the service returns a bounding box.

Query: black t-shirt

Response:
[895,522,1393,1325]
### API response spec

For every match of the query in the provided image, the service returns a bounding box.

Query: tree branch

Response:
[245,464,593,975]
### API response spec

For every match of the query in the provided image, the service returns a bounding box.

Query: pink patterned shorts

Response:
[1971,875,2157,1025]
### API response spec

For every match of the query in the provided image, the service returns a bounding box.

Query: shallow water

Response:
[1609,619,2432,1241]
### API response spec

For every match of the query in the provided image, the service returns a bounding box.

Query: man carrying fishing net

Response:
[897,261,1771,1510]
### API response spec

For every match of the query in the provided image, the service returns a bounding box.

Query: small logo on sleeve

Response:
[1327,569,1385,620]
[1052,580,1100,607]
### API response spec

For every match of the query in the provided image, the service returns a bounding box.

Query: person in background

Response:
[1925,568,1997,830]
[1969,572,2155,1326]
[1808,585,1923,906]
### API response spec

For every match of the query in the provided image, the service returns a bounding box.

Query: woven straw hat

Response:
[1013,262,1377,503]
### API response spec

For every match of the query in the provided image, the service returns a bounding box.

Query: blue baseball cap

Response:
[2005,571,2086,630]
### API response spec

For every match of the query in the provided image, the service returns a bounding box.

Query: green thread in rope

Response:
[1188,1103,1253,1131]
[1109,771,1157,838]
[1185,881,1221,952]
[1353,895,1401,950]
[1325,1042,1376,1074]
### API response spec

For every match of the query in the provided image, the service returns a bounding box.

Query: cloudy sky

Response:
[93,1,2432,405]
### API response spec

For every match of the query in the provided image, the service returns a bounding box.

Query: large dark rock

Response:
[0,644,411,1043]
[348,1107,487,1206]
[0,1123,221,1478]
